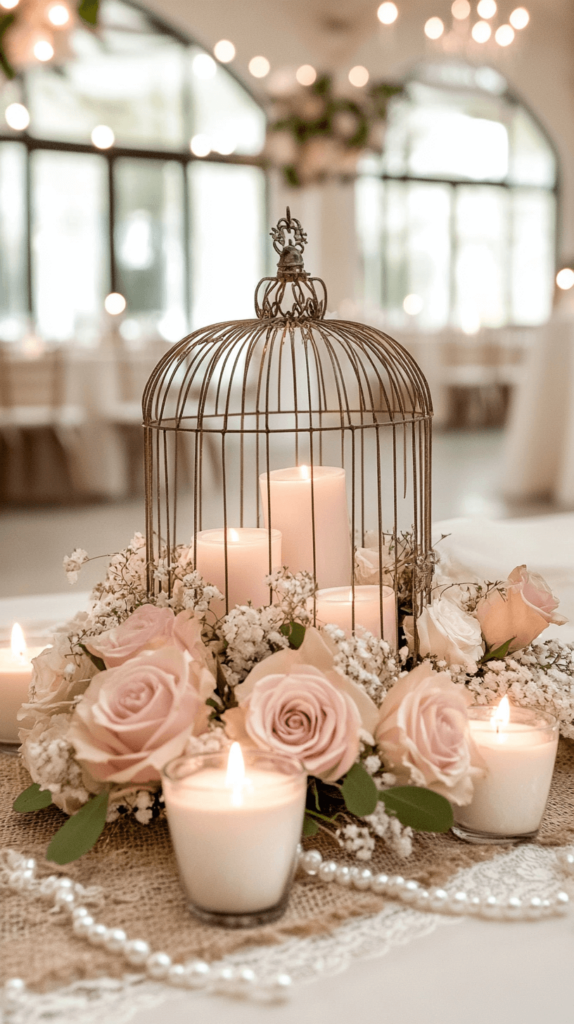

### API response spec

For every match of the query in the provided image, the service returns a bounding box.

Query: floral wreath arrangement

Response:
[265,72,402,188]
[0,0,99,81]
[13,530,573,866]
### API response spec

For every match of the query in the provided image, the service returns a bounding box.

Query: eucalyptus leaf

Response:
[280,621,306,650]
[46,790,109,864]
[78,0,99,26]
[13,783,53,813]
[480,637,515,664]
[341,763,378,817]
[379,786,453,833]
[302,814,319,837]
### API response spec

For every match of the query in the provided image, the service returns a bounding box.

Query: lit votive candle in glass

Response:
[259,465,352,589]
[315,585,396,649]
[162,743,306,928]
[195,527,282,614]
[452,697,559,844]
[0,624,46,750]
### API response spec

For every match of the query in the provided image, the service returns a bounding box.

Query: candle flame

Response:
[491,695,510,733]
[299,464,310,480]
[226,741,245,806]
[228,528,240,543]
[11,623,27,661]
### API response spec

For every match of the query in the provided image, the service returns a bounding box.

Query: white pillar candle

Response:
[453,698,559,841]
[315,585,396,649]
[162,744,306,922]
[195,528,281,614]
[259,465,351,589]
[0,625,45,745]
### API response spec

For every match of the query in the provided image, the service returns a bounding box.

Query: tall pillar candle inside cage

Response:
[143,209,434,649]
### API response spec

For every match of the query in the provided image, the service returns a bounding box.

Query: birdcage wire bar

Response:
[143,210,433,650]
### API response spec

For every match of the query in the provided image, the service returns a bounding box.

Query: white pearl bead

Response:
[371,873,389,895]
[558,850,574,873]
[318,860,338,883]
[387,875,405,892]
[23,857,36,873]
[72,906,89,921]
[235,967,257,992]
[266,973,292,1001]
[503,897,523,920]
[352,868,373,891]
[335,865,352,886]
[399,880,420,902]
[451,892,469,914]
[483,896,502,919]
[429,888,448,911]
[124,939,151,966]
[72,914,94,936]
[300,850,322,875]
[183,959,211,988]
[212,966,237,991]
[105,928,127,953]
[416,889,430,905]
[468,896,481,914]
[3,978,26,1006]
[87,923,109,946]
[55,890,76,913]
[56,878,74,891]
[526,897,544,919]
[146,952,172,979]
[167,964,187,987]
[555,891,569,913]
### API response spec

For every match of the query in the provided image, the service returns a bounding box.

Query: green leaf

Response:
[341,763,378,817]
[279,621,306,649]
[46,790,109,864]
[302,813,319,837]
[480,637,515,664]
[79,643,106,672]
[379,786,453,833]
[0,12,16,79]
[77,0,99,25]
[13,783,53,813]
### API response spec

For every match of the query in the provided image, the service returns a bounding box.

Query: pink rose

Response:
[68,647,212,783]
[87,605,211,669]
[375,663,483,805]
[476,565,567,653]
[237,664,361,782]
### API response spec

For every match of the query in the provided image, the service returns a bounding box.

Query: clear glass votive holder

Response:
[0,635,51,755]
[162,749,306,928]
[452,705,559,845]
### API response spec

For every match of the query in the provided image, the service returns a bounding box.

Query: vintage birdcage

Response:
[143,209,433,648]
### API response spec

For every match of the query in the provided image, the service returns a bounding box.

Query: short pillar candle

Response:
[315,585,396,648]
[259,465,351,589]
[0,625,45,746]
[453,698,559,844]
[195,528,281,614]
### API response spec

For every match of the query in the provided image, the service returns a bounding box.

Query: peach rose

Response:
[225,627,379,782]
[476,565,567,653]
[68,647,212,783]
[375,663,483,805]
[87,606,211,669]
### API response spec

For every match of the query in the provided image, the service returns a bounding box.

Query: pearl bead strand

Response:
[1,852,291,1009]
[298,846,571,921]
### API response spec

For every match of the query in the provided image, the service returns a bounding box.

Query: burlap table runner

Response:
[3,743,574,991]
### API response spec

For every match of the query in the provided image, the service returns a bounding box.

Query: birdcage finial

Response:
[255,209,327,318]
[270,208,309,281]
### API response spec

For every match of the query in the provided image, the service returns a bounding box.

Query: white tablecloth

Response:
[3,514,574,1024]
[502,318,574,507]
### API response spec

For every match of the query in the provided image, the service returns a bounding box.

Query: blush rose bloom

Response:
[476,565,567,653]
[375,663,484,805]
[224,627,379,783]
[87,606,211,670]
[68,647,212,783]
[405,597,483,673]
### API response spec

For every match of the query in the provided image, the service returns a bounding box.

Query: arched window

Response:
[356,60,557,332]
[0,0,266,343]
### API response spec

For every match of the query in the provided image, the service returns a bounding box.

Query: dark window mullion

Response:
[108,155,117,295]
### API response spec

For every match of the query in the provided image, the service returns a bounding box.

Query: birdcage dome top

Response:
[142,209,432,434]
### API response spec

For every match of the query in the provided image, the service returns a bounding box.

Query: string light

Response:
[212,132,236,155]
[495,24,515,46]
[192,53,216,79]
[471,20,492,42]
[348,65,369,87]
[424,17,444,39]
[33,40,54,61]
[451,0,470,19]
[190,134,211,157]
[91,125,114,149]
[5,103,29,130]
[377,2,398,25]
[104,293,126,315]
[47,4,69,25]
[509,7,529,29]
[477,0,497,18]
[556,268,574,291]
[248,56,270,78]
[0,0,19,9]
[213,39,235,62]
[296,64,316,86]
[403,294,423,315]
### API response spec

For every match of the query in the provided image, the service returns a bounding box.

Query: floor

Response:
[0,429,557,598]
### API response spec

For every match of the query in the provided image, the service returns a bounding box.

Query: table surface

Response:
[3,514,574,1024]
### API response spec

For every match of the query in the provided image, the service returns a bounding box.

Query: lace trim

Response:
[4,844,569,1024]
